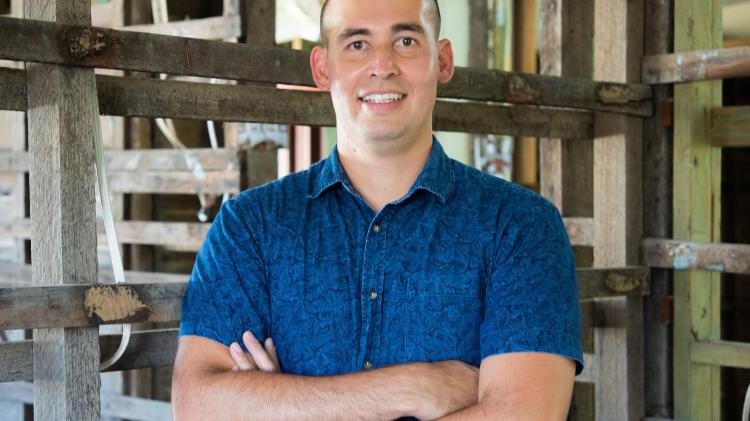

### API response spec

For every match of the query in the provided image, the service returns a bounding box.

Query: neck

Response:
[336,134,433,213]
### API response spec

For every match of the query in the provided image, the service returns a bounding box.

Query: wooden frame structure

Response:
[0,0,748,419]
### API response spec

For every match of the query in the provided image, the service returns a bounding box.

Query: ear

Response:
[310,46,331,91]
[436,39,455,84]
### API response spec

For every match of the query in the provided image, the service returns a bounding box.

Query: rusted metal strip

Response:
[0,16,650,115]
[641,238,750,274]
[642,45,750,84]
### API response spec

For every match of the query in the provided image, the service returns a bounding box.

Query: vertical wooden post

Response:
[592,0,644,420]
[673,0,722,419]
[26,0,101,419]
[511,0,538,191]
[642,0,674,417]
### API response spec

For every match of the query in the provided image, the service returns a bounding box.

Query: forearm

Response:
[176,364,417,421]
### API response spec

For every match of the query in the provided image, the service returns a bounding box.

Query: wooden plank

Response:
[0,148,241,172]
[0,267,640,331]
[672,0,723,419]
[107,170,238,194]
[564,217,594,247]
[0,68,594,139]
[0,329,179,382]
[641,238,750,274]
[123,14,241,40]
[642,45,750,84]
[0,219,210,251]
[691,341,750,370]
[592,1,645,420]
[712,106,750,148]
[25,0,101,419]
[244,0,275,46]
[0,382,172,421]
[0,262,187,286]
[0,16,651,115]
[0,282,185,330]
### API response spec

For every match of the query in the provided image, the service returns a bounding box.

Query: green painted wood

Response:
[691,340,750,370]
[673,0,723,419]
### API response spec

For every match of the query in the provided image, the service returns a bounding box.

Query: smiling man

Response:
[172,0,583,419]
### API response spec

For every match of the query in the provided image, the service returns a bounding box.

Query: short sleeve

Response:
[481,200,584,374]
[179,198,271,347]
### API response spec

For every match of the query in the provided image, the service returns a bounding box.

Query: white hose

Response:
[743,382,750,421]
[92,89,131,371]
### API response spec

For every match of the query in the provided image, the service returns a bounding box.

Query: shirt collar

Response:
[309,137,455,204]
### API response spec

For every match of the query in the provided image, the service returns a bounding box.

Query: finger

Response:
[243,331,277,372]
[265,337,281,371]
[229,342,257,371]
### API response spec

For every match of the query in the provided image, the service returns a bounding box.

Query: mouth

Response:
[359,92,406,104]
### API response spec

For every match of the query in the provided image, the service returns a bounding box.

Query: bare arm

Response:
[172,335,479,421]
[438,353,575,421]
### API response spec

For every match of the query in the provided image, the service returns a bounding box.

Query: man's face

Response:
[311,0,454,149]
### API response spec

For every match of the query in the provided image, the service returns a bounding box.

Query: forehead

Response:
[324,0,431,35]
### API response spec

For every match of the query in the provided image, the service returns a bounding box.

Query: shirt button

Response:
[372,224,381,233]
[369,290,378,300]
[364,360,373,369]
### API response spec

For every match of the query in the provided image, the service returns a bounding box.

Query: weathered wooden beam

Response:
[0,381,172,420]
[0,267,646,331]
[712,106,750,148]
[641,238,750,274]
[0,219,209,251]
[0,16,650,115]
[0,282,185,330]
[0,329,179,382]
[123,14,241,40]
[691,340,750,371]
[0,68,593,139]
[0,262,187,286]
[564,217,594,247]
[642,45,750,84]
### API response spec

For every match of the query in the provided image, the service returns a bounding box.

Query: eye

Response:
[348,40,365,50]
[399,37,416,47]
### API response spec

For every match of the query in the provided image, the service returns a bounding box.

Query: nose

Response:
[370,46,399,79]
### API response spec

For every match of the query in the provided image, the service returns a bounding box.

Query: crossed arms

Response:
[172,331,575,420]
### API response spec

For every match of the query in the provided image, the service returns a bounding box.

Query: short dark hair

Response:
[319,0,442,46]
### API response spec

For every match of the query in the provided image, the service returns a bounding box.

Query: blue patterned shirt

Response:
[180,139,583,377]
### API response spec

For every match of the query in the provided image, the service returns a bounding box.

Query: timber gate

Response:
[0,0,747,420]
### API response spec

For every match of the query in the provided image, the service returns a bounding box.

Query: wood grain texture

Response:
[123,14,241,40]
[0,16,652,114]
[642,45,750,84]
[672,0,723,419]
[641,238,750,275]
[25,0,101,418]
[691,340,750,370]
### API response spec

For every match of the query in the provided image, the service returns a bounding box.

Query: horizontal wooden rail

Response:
[712,106,750,148]
[563,217,594,246]
[0,263,187,287]
[123,14,241,40]
[0,219,209,251]
[642,45,750,84]
[691,340,750,370]
[0,68,594,139]
[0,381,171,420]
[0,329,178,382]
[0,267,648,331]
[0,16,650,115]
[641,238,750,274]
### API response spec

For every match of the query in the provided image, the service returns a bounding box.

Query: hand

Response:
[228,331,281,373]
[409,360,479,420]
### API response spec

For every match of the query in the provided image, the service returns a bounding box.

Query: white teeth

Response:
[362,93,404,104]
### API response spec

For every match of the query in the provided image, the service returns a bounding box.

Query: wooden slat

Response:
[107,170,238,194]
[712,106,750,148]
[0,267,644,331]
[0,219,209,251]
[0,282,185,330]
[691,340,750,370]
[642,45,750,84]
[0,329,179,382]
[564,217,594,246]
[641,238,750,274]
[0,381,172,420]
[0,16,650,115]
[123,14,241,40]
[0,68,594,139]
[0,262,187,286]
[672,0,723,418]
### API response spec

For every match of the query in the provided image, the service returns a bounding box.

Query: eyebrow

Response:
[336,23,426,44]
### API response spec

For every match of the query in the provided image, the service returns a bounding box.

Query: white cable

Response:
[743,382,750,421]
[92,89,131,371]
